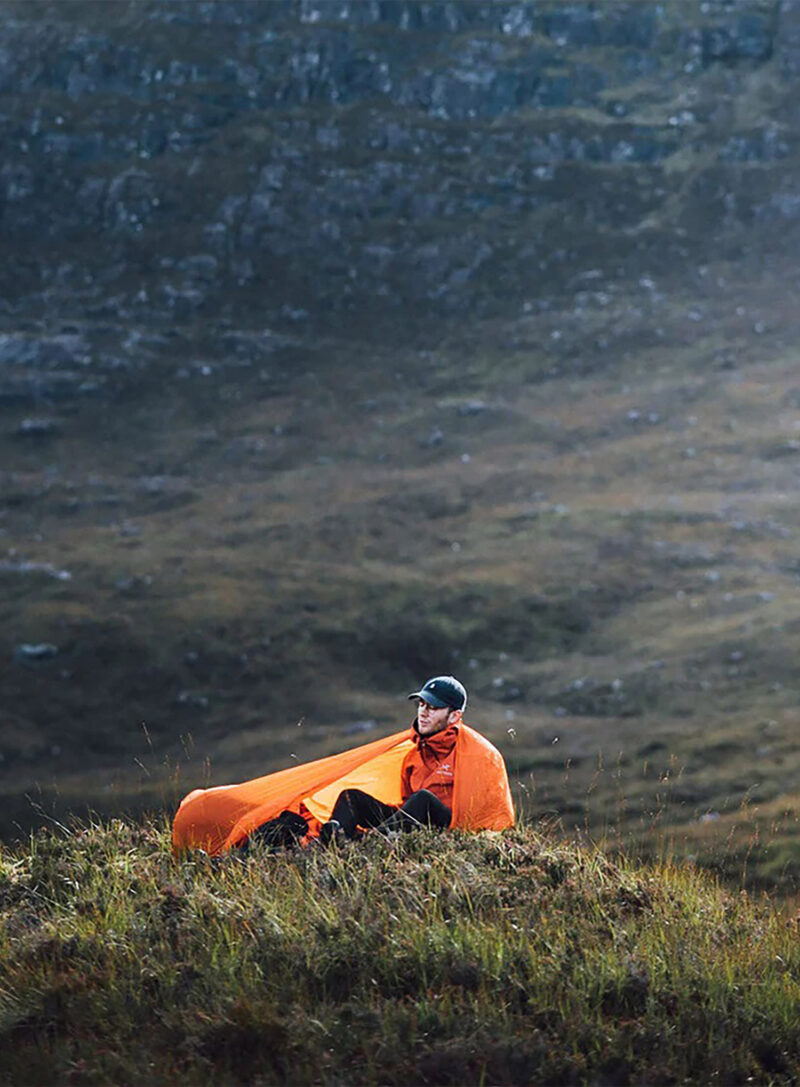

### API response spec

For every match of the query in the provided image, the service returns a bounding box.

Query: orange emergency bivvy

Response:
[172,723,514,855]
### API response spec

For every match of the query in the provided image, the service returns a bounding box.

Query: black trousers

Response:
[330,787,452,839]
[240,809,309,852]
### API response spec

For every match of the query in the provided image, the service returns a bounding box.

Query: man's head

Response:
[408,675,467,736]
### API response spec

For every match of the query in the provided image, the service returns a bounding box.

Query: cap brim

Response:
[408,690,450,709]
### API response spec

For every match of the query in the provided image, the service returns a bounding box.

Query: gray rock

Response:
[778,0,800,76]
[15,417,58,437]
[0,332,90,369]
[344,719,377,734]
[0,559,72,580]
[14,642,59,662]
[0,0,795,328]
[175,690,210,708]
[457,399,489,416]
[105,169,160,234]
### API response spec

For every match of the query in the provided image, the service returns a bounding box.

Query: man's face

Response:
[416,698,460,736]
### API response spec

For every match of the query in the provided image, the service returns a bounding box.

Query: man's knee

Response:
[337,788,370,806]
[403,788,437,809]
[401,789,452,827]
[245,809,308,851]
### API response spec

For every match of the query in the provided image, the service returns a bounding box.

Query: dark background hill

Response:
[3,0,800,885]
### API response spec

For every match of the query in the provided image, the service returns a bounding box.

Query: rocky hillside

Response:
[2,0,798,330]
[3,1,800,873]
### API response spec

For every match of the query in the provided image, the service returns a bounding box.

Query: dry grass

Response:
[3,817,800,1085]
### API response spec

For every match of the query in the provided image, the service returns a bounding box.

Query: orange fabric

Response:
[451,724,515,832]
[401,725,459,807]
[302,739,413,822]
[172,723,514,855]
[172,730,406,856]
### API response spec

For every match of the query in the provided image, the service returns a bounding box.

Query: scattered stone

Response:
[0,559,71,580]
[114,574,153,595]
[175,690,209,708]
[457,400,488,416]
[115,521,143,538]
[0,332,90,368]
[14,642,59,662]
[15,417,58,438]
[344,719,377,735]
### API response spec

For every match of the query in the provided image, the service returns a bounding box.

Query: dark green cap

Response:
[408,675,467,711]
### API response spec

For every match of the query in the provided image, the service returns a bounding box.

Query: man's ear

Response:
[450,709,463,725]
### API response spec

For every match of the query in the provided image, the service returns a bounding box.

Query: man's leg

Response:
[378,789,452,833]
[241,809,309,852]
[328,788,397,838]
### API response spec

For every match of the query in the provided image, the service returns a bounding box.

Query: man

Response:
[172,674,514,856]
[319,675,467,842]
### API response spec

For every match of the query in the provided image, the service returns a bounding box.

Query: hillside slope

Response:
[2,1,800,887]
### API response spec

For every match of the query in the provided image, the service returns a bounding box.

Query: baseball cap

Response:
[408,675,467,711]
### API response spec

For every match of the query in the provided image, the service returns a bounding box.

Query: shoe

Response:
[318,819,345,847]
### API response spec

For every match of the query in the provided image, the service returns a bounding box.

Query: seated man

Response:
[172,674,514,856]
[319,675,466,843]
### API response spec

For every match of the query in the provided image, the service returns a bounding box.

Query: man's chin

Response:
[417,722,442,736]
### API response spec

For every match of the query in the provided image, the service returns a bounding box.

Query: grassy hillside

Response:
[4,255,800,892]
[2,818,800,1085]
